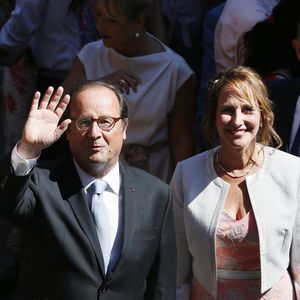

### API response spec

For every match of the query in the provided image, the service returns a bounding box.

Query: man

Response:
[267,77,300,154]
[0,81,176,300]
[267,20,300,155]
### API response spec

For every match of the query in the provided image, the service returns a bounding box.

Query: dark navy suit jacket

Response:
[267,77,300,151]
[0,154,176,300]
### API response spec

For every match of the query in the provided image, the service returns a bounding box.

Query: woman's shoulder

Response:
[175,149,215,174]
[79,39,104,54]
[163,45,193,72]
[78,39,107,66]
[264,146,300,161]
[147,33,193,72]
[171,149,217,192]
[263,146,300,172]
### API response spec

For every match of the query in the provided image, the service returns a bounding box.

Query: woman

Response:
[63,0,195,182]
[171,66,300,299]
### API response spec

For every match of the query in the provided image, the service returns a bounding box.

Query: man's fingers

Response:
[56,119,72,139]
[30,91,41,111]
[54,94,70,118]
[36,86,68,115]
[39,86,54,109]
[47,86,65,111]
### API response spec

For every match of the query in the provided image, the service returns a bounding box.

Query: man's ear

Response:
[292,38,300,61]
[122,119,128,140]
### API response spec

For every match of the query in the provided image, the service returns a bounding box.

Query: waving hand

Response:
[18,86,71,159]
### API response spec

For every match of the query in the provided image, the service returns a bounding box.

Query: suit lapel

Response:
[56,156,106,278]
[57,159,140,278]
[108,163,139,274]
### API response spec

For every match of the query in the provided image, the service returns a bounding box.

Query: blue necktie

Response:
[89,180,110,273]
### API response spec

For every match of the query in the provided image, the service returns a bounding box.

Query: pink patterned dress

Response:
[191,210,295,299]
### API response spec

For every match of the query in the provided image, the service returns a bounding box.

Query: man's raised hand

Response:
[18,86,71,159]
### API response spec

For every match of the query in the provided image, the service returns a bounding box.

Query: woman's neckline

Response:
[214,145,264,181]
[108,32,166,58]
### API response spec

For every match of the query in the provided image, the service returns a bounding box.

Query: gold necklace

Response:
[216,150,256,179]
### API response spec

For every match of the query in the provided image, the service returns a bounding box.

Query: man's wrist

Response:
[11,143,39,176]
[17,141,41,159]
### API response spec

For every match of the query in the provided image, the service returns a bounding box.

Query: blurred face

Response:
[216,86,261,151]
[67,86,127,176]
[94,1,138,53]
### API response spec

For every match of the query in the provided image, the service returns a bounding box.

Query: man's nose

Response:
[87,121,103,138]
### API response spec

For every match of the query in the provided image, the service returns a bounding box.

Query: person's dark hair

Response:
[69,80,129,120]
[242,0,300,77]
[68,0,82,13]
[99,0,151,27]
[203,66,282,148]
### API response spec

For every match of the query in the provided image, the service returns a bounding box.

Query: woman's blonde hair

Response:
[203,66,282,148]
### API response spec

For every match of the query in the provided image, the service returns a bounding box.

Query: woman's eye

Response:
[221,107,233,114]
[244,107,255,113]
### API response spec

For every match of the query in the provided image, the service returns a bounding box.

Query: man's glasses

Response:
[72,116,122,132]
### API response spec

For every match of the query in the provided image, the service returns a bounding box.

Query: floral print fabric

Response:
[191,210,295,299]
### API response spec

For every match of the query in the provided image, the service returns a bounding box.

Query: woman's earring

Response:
[135,32,140,38]
[259,122,263,128]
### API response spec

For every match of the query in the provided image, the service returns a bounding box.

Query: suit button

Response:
[100,286,107,293]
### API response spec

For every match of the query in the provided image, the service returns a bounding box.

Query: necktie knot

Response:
[89,180,107,196]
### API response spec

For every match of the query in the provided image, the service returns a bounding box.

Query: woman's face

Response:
[215,85,261,151]
[94,1,137,53]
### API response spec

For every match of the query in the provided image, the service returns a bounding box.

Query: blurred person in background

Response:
[63,0,196,183]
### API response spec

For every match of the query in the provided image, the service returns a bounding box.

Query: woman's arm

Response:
[62,56,86,94]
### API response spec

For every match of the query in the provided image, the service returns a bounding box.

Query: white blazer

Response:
[171,146,300,299]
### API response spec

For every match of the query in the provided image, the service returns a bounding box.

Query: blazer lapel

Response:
[108,163,139,275]
[56,156,106,278]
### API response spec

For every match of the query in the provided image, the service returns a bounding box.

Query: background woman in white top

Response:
[63,0,195,182]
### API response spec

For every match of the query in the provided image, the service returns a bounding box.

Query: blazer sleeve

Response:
[144,187,177,300]
[0,155,37,224]
[171,162,192,300]
[290,174,300,299]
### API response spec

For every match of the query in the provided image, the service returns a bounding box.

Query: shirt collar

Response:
[73,159,121,195]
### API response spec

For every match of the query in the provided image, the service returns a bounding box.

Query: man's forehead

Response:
[76,85,116,97]
[71,85,119,106]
